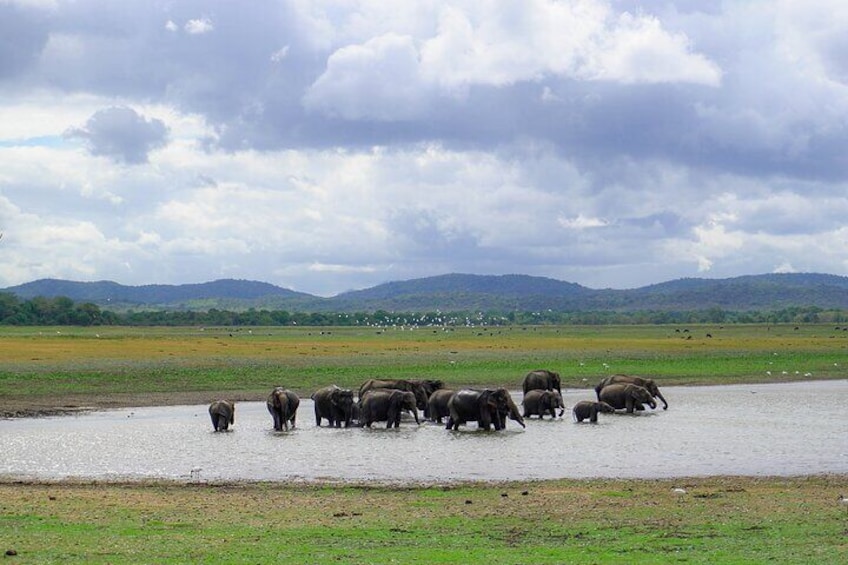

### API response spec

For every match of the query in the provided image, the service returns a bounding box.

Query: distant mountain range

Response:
[3,272,848,312]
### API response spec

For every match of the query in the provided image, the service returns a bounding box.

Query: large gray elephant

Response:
[446,388,525,431]
[266,387,300,431]
[598,384,657,414]
[572,400,615,423]
[595,374,668,410]
[208,400,235,431]
[359,389,420,428]
[522,369,562,396]
[495,388,526,429]
[311,385,356,428]
[359,379,428,411]
[427,389,456,423]
[521,389,564,419]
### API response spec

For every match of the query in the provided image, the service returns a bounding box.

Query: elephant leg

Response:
[589,409,598,423]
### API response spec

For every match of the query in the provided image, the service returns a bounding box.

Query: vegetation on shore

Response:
[2,475,846,564]
[2,324,846,563]
[1,323,846,416]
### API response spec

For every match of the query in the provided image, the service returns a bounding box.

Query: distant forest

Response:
[2,292,847,327]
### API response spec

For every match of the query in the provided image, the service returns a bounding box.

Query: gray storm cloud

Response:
[65,107,169,165]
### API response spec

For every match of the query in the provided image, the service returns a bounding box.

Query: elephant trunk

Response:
[656,391,668,410]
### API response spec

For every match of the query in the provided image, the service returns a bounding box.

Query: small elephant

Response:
[522,369,562,396]
[311,385,356,428]
[572,400,615,423]
[359,389,420,428]
[427,389,456,423]
[595,374,668,410]
[208,400,235,431]
[522,389,565,419]
[598,383,657,414]
[266,387,300,431]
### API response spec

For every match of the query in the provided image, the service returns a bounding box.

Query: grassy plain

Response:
[1,324,846,563]
[2,476,846,564]
[1,323,846,415]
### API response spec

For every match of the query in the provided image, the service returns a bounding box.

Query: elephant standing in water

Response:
[359,379,429,412]
[522,369,562,396]
[266,387,300,431]
[446,388,525,431]
[311,385,356,428]
[595,374,668,410]
[427,389,456,423]
[521,390,565,419]
[359,389,420,428]
[572,400,615,423]
[208,400,235,431]
[598,384,656,414]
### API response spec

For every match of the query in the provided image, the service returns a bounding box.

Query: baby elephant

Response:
[522,389,565,419]
[208,400,235,431]
[572,400,615,423]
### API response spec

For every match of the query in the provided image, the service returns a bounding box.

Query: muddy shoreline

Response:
[0,390,263,419]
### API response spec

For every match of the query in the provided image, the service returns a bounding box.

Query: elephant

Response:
[446,388,525,431]
[359,379,429,411]
[598,383,657,414]
[266,387,300,431]
[409,379,444,398]
[572,400,615,423]
[595,374,668,410]
[409,379,444,417]
[208,400,235,431]
[522,369,562,396]
[311,385,356,428]
[427,389,456,423]
[521,389,565,419]
[359,389,420,428]
[494,388,526,429]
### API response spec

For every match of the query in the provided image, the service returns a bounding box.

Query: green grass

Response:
[2,476,845,564]
[1,324,846,405]
[1,324,847,563]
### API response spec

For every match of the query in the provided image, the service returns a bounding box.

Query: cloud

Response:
[184,17,213,35]
[64,106,169,164]
[1,1,847,295]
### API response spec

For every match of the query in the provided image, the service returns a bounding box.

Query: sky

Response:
[1,0,847,297]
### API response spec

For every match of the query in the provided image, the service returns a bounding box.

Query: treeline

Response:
[2,292,848,327]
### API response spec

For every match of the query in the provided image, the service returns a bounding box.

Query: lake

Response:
[1,381,845,483]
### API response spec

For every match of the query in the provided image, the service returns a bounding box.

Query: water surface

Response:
[1,381,845,483]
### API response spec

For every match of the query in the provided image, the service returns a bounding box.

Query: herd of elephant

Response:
[207,370,669,432]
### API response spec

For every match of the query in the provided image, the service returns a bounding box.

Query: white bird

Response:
[839,495,848,513]
[672,487,687,495]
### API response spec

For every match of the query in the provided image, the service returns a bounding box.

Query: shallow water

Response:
[1,381,846,483]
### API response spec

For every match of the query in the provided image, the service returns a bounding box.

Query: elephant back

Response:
[427,389,455,421]
[522,369,561,394]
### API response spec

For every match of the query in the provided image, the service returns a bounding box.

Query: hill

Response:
[3,272,848,313]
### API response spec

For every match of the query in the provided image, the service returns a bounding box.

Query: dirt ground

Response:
[0,390,263,419]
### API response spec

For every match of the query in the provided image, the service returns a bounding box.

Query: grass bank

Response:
[2,476,846,564]
[1,324,846,416]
